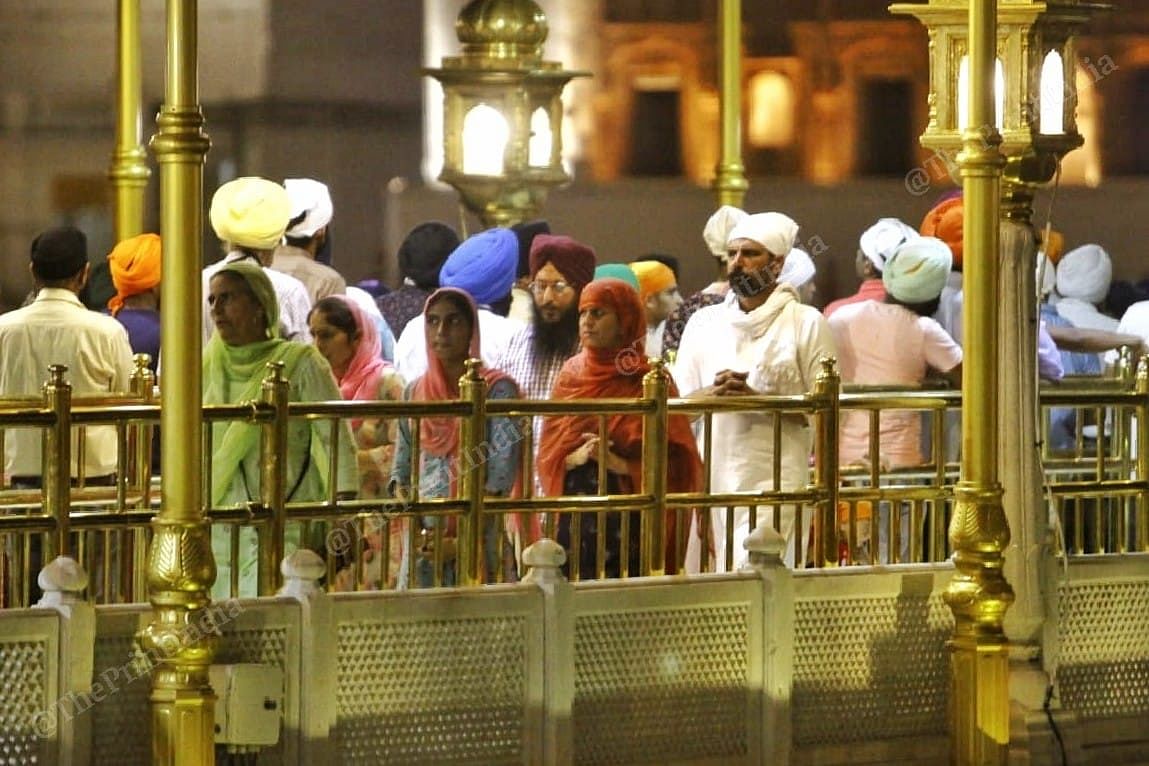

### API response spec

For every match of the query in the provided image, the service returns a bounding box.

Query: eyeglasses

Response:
[528,280,572,296]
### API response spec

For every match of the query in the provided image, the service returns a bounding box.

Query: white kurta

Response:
[672,287,837,571]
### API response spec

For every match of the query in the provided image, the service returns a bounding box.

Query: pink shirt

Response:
[829,300,962,468]
[823,279,887,318]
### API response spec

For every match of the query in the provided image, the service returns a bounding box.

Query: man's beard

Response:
[532,302,580,358]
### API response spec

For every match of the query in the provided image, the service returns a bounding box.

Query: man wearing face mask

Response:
[672,211,837,571]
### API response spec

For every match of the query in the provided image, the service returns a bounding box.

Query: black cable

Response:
[1044,683,1069,766]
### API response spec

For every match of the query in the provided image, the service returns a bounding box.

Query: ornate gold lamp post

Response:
[890,0,1103,761]
[424,0,587,228]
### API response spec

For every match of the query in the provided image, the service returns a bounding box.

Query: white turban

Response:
[284,178,334,239]
[210,177,291,250]
[859,218,918,271]
[727,212,800,257]
[1056,243,1111,305]
[883,236,952,304]
[1036,253,1056,300]
[780,247,815,288]
[703,205,748,259]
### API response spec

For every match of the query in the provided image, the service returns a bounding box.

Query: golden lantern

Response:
[890,0,1106,195]
[424,0,588,228]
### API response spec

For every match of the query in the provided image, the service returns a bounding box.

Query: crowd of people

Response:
[4,174,1145,594]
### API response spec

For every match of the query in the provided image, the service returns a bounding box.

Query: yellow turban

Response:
[209,177,291,250]
[629,261,676,301]
[107,233,161,316]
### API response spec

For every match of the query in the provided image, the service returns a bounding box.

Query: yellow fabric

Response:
[1044,230,1065,263]
[210,177,291,250]
[107,233,161,315]
[629,261,675,300]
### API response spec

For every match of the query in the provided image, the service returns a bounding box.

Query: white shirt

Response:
[0,288,135,478]
[1055,298,1119,333]
[673,287,837,570]
[202,252,313,345]
[1107,300,1149,366]
[933,272,964,346]
[393,309,522,381]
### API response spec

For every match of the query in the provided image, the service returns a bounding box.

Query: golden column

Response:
[948,0,1014,760]
[713,0,748,208]
[143,0,215,763]
[109,0,151,240]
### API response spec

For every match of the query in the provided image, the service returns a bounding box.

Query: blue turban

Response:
[439,227,518,306]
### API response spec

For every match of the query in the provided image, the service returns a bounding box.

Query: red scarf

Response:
[537,278,702,499]
[330,296,392,427]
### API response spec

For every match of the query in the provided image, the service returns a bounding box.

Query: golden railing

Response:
[1,354,1146,606]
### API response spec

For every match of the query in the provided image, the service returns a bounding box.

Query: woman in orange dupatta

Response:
[537,278,702,578]
[388,287,523,587]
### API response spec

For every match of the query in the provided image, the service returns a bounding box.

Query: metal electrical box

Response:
[209,663,283,747]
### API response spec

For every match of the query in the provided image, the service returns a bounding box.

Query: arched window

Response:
[461,104,509,176]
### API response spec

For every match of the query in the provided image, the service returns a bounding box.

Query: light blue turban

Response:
[883,236,953,304]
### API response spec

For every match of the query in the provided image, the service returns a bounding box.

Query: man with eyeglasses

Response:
[496,233,597,483]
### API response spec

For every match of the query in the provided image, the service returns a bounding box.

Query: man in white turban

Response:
[202,176,314,343]
[662,205,748,357]
[270,178,347,304]
[673,210,837,571]
[1055,243,1118,332]
[824,217,918,318]
[827,236,962,563]
[780,247,816,305]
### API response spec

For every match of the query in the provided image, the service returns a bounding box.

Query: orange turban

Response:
[629,260,676,301]
[107,233,161,315]
[1043,230,1065,264]
[919,196,963,269]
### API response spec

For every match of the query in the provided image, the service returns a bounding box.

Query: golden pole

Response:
[713,0,748,208]
[641,360,669,577]
[109,0,151,241]
[946,0,1014,762]
[144,0,215,762]
[459,359,488,586]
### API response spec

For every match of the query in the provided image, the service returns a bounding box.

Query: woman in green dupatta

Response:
[204,260,356,598]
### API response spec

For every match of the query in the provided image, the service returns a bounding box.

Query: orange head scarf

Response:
[919,196,963,270]
[537,278,702,498]
[411,288,517,459]
[107,233,161,316]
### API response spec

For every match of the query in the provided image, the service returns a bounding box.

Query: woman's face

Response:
[425,296,473,367]
[208,272,268,346]
[579,304,625,349]
[309,310,359,376]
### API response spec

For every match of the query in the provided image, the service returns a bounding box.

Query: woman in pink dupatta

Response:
[309,295,406,589]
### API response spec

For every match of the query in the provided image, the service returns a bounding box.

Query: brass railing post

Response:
[144,0,215,761]
[811,357,840,568]
[459,359,488,586]
[946,0,1014,761]
[130,354,156,495]
[259,362,289,595]
[42,365,72,560]
[641,359,670,576]
[1136,355,1149,551]
[109,0,150,240]
[713,0,748,208]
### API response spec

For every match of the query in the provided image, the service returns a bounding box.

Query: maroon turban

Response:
[528,234,597,291]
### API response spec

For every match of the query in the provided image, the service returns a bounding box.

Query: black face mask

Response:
[728,265,776,299]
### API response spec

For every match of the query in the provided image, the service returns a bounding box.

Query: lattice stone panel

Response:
[0,636,50,765]
[792,592,952,746]
[573,604,751,766]
[90,632,152,764]
[335,615,528,765]
[1058,578,1149,719]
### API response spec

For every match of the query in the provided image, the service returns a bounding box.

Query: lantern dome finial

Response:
[456,0,548,62]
